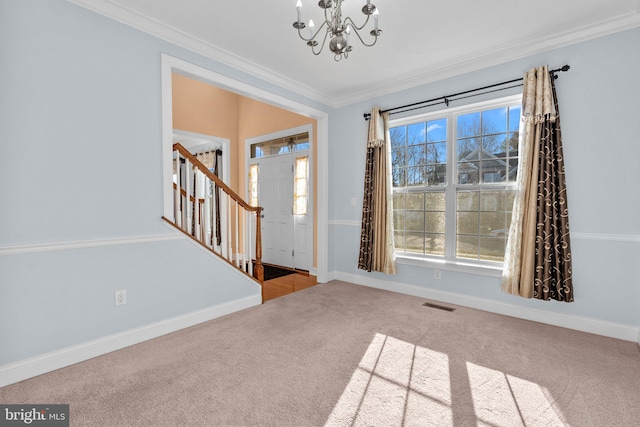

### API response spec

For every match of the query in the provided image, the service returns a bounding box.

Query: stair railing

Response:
[164,143,263,283]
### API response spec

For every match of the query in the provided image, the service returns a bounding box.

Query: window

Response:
[248,164,259,207]
[293,156,309,215]
[391,95,521,267]
[250,132,310,158]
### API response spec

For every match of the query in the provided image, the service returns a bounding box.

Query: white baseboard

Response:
[333,272,640,343]
[0,295,261,387]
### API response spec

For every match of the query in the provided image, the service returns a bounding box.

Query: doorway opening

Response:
[247,125,314,273]
[160,54,329,282]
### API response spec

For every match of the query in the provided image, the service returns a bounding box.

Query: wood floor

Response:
[262,271,317,302]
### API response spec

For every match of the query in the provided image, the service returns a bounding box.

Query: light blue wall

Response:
[329,28,640,328]
[0,0,326,366]
[1,0,638,370]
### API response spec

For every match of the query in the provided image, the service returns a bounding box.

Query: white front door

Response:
[253,152,312,271]
[260,155,295,268]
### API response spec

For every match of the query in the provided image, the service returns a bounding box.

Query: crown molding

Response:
[65,0,334,106]
[66,0,640,109]
[336,8,640,106]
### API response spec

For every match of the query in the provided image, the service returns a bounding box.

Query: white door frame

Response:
[246,124,314,272]
[161,54,329,282]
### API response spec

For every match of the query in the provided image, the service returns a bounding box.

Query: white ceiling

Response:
[69,0,640,107]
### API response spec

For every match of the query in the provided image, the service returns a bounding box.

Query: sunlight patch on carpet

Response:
[325,333,453,426]
[467,362,566,426]
[325,333,567,427]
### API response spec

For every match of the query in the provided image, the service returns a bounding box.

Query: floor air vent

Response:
[422,302,456,312]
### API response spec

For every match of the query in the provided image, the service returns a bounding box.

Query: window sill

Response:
[395,254,503,278]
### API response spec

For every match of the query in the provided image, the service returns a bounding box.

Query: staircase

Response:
[163,143,264,284]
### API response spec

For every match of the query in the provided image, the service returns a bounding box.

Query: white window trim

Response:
[390,94,522,276]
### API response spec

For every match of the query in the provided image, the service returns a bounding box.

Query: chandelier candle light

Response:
[293,0,382,61]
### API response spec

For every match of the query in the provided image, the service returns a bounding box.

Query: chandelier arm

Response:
[343,15,371,32]
[311,30,331,56]
[297,19,329,42]
[344,18,379,47]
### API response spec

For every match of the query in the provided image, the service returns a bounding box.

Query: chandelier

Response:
[293,0,382,61]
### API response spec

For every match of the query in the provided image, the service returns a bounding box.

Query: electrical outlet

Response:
[115,290,127,306]
[350,197,357,206]
[434,269,441,280]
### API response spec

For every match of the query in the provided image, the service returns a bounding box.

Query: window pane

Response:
[407,145,426,167]
[505,191,515,209]
[405,211,425,231]
[427,118,447,142]
[458,161,480,184]
[455,189,516,260]
[426,192,445,210]
[271,139,287,155]
[406,167,425,186]
[405,193,424,210]
[392,147,405,166]
[406,232,425,253]
[425,233,445,256]
[426,165,447,186]
[458,137,480,160]
[480,212,509,236]
[481,160,506,183]
[250,145,259,158]
[394,232,406,251]
[456,235,479,260]
[507,132,519,154]
[483,135,508,158]
[457,212,478,235]
[508,161,518,182]
[248,164,259,206]
[295,142,310,151]
[393,167,406,187]
[393,211,405,231]
[457,112,480,138]
[457,191,479,211]
[485,220,510,239]
[482,107,507,134]
[479,237,507,262]
[393,193,405,210]
[509,105,521,132]
[408,123,426,145]
[390,126,407,147]
[426,212,445,233]
[427,142,447,164]
[480,190,509,211]
[293,156,308,215]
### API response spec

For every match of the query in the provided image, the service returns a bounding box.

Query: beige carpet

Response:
[2,281,639,426]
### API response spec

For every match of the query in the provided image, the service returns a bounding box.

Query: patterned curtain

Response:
[358,108,396,274]
[502,65,573,302]
[213,149,222,247]
[195,149,223,247]
[195,150,215,170]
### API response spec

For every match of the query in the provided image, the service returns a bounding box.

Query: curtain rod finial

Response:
[364,113,371,121]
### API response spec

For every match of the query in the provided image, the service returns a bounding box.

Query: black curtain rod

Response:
[364,64,570,121]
